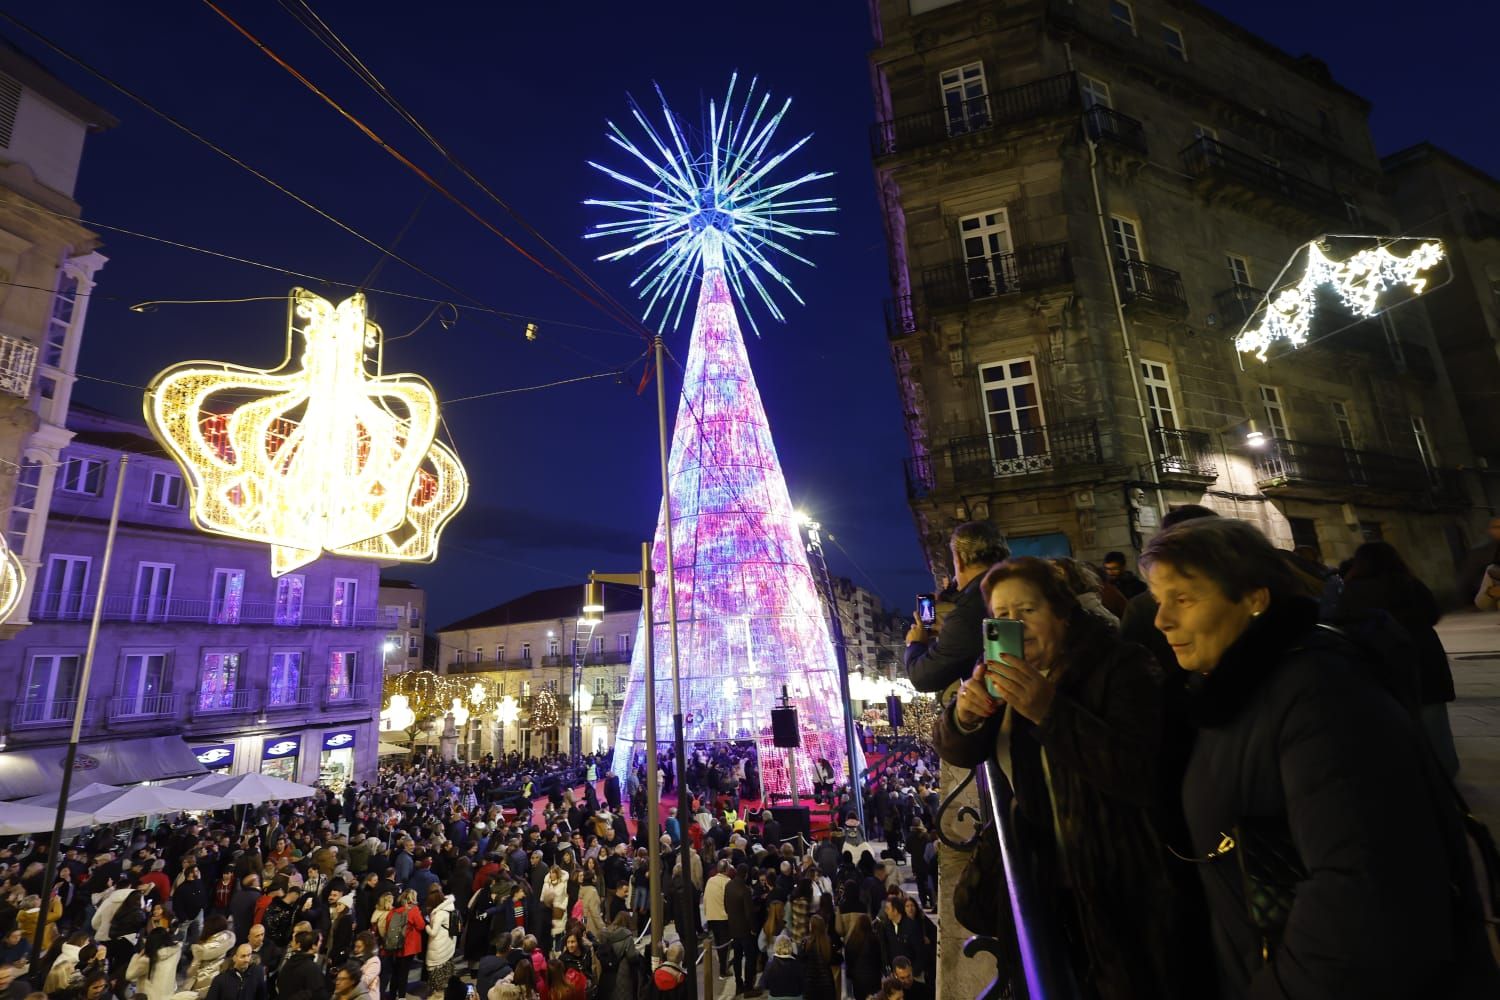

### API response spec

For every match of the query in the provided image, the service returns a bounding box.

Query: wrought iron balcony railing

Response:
[0,333,38,398]
[322,683,376,710]
[12,697,94,728]
[922,242,1073,310]
[1252,437,1443,495]
[265,686,316,710]
[940,420,1102,491]
[1084,105,1147,154]
[1119,259,1188,311]
[107,693,178,720]
[191,689,260,718]
[870,73,1079,157]
[1152,428,1218,481]
[28,593,397,628]
[1181,137,1345,219]
[1214,284,1265,328]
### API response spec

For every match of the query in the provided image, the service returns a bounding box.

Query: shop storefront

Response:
[261,734,301,780]
[319,729,357,790]
[191,743,236,771]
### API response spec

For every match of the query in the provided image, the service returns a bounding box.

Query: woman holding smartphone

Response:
[934,556,1207,1000]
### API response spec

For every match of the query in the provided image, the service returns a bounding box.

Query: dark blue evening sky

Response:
[5,1,1493,628]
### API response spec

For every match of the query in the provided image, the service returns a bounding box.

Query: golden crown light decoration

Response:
[144,288,467,576]
[0,535,24,622]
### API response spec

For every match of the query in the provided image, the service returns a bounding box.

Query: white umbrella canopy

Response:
[377,742,410,757]
[18,782,123,807]
[0,801,96,835]
[65,785,226,823]
[163,773,238,794]
[169,772,316,805]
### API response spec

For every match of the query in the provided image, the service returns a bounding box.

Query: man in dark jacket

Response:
[1101,550,1147,598]
[724,865,758,998]
[473,939,512,1000]
[206,943,268,1000]
[229,875,262,945]
[904,521,1008,694]
[276,931,328,1000]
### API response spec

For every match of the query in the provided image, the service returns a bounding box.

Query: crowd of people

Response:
[0,732,947,1000]
[905,513,1500,998]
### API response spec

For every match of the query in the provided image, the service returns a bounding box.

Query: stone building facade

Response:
[436,584,641,758]
[378,577,427,675]
[870,0,1484,604]
[0,38,114,633]
[0,407,389,795]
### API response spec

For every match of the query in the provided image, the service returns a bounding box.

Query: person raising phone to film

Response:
[905,521,1009,695]
[933,556,1208,999]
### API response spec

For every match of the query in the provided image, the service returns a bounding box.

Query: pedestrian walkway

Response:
[1439,611,1500,834]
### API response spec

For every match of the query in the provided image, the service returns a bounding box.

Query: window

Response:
[474,646,483,662]
[1162,23,1187,60]
[497,644,506,662]
[1109,0,1135,33]
[275,575,305,626]
[615,674,627,694]
[591,636,604,657]
[547,637,560,657]
[1193,123,1217,141]
[40,554,89,619]
[594,676,608,696]
[118,653,169,715]
[1331,402,1357,450]
[616,634,631,656]
[147,471,183,509]
[1259,385,1289,439]
[1288,517,1320,558]
[453,649,466,666]
[44,271,78,369]
[958,209,1015,299]
[1139,361,1179,431]
[1079,74,1112,110]
[59,457,104,496]
[521,642,532,661]
[24,654,79,719]
[408,635,418,655]
[977,358,1047,474]
[545,679,557,693]
[328,651,357,701]
[132,562,174,623]
[211,569,244,625]
[1412,416,1437,470]
[332,578,359,626]
[6,457,40,553]
[1226,254,1251,288]
[268,652,303,706]
[197,652,241,711]
[938,62,989,135]
[522,681,531,698]
[1359,521,1384,542]
[1110,216,1143,292]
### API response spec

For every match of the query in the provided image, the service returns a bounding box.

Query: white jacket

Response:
[188,931,236,998]
[128,943,183,1000]
[540,874,569,937]
[359,954,381,998]
[424,896,457,968]
[91,887,134,941]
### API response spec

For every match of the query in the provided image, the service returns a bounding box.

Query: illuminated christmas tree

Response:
[588,76,846,796]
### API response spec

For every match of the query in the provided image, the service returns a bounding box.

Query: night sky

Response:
[6,1,1496,629]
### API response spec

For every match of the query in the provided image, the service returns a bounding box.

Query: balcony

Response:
[1181,137,1345,224]
[1214,284,1265,329]
[29,594,399,628]
[107,693,178,721]
[1118,260,1188,314]
[264,686,316,711]
[0,333,38,398]
[1252,437,1448,498]
[870,73,1079,158]
[922,242,1073,311]
[12,697,93,728]
[1084,105,1147,155]
[322,683,376,710]
[907,420,1102,498]
[1151,429,1218,484]
[190,689,260,719]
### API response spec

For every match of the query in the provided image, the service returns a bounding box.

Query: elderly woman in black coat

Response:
[933,556,1205,999]
[1141,518,1499,998]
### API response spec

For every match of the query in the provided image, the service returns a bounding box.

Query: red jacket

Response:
[139,872,171,902]
[381,904,425,957]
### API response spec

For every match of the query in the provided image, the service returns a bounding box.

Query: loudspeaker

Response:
[886,695,904,729]
[771,707,800,748]
[769,805,811,843]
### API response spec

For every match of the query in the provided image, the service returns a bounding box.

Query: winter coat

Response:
[905,573,987,692]
[128,943,183,1000]
[188,931,237,997]
[1337,573,1455,704]
[1181,597,1500,998]
[205,963,267,1000]
[358,953,380,998]
[757,956,804,998]
[17,898,60,951]
[276,952,329,1000]
[379,904,425,958]
[539,875,569,938]
[229,887,261,943]
[723,878,756,939]
[933,607,1206,1000]
[874,914,922,976]
[424,896,457,969]
[576,885,604,940]
[91,887,134,941]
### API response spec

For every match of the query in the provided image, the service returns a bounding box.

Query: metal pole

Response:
[32,454,128,964]
[641,542,664,961]
[653,335,695,992]
[802,521,865,832]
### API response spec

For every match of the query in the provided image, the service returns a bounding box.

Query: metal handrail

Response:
[28,593,398,627]
[1181,136,1344,217]
[870,73,1079,157]
[1084,105,1147,154]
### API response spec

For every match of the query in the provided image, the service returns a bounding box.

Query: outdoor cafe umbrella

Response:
[19,782,122,807]
[0,801,96,835]
[164,771,316,805]
[65,785,226,824]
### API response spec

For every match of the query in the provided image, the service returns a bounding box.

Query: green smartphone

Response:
[981,618,1025,698]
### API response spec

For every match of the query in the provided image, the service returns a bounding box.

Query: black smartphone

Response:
[981,618,1025,698]
[916,593,937,625]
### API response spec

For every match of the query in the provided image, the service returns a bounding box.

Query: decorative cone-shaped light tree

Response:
[588,76,845,796]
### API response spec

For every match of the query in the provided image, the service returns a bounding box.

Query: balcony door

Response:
[1110,216,1144,293]
[40,554,89,620]
[211,569,244,625]
[24,654,79,721]
[119,653,169,716]
[332,577,358,627]
[1332,401,1364,484]
[939,62,989,135]
[1141,361,1187,467]
[959,209,1014,300]
[132,562,174,623]
[268,652,303,707]
[978,358,1048,476]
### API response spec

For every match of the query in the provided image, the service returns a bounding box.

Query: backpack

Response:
[446,905,462,941]
[382,907,408,952]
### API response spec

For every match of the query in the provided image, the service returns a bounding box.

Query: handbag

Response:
[1169,815,1307,963]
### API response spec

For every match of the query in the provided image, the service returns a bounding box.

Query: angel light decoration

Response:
[144,288,467,576]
